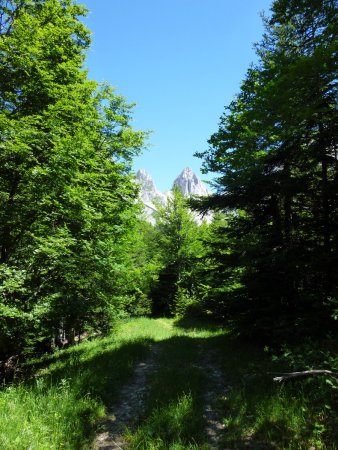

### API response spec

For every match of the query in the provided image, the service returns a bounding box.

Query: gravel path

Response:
[196,346,230,449]
[94,343,160,450]
[94,335,230,449]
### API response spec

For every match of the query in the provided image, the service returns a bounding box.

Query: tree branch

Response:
[271,370,338,383]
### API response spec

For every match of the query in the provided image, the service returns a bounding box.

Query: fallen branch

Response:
[271,370,338,383]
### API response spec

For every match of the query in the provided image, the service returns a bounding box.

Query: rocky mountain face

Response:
[135,167,210,224]
[173,167,209,197]
[135,168,169,209]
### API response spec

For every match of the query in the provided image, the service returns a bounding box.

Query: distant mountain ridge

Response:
[135,167,210,224]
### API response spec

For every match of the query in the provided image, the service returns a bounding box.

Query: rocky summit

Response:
[173,167,209,197]
[135,167,210,224]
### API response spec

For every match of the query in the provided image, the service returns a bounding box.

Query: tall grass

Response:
[1,317,337,449]
[0,380,103,449]
[0,318,170,449]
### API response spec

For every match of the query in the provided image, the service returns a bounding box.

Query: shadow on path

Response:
[33,319,289,449]
[91,322,280,449]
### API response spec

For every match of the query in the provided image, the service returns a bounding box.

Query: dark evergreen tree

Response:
[194,0,338,339]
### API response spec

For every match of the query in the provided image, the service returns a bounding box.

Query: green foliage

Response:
[110,218,161,318]
[150,187,208,317]
[194,0,338,340]
[193,211,246,320]
[0,0,147,360]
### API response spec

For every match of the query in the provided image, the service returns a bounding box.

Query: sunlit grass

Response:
[1,317,337,449]
[0,317,219,449]
[0,378,104,449]
[126,393,208,450]
[0,318,170,450]
[125,330,211,449]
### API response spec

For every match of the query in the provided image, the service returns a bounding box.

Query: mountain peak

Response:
[136,168,211,224]
[136,168,168,215]
[136,168,153,182]
[136,168,156,192]
[181,167,194,176]
[173,168,209,196]
[137,168,150,177]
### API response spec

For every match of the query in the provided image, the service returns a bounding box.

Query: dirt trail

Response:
[94,328,229,449]
[195,346,230,449]
[94,343,160,450]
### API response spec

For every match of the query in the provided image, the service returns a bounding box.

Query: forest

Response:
[0,0,337,448]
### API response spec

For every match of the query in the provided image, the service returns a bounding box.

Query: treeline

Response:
[0,0,147,361]
[192,0,338,340]
[145,0,338,343]
[1,0,337,367]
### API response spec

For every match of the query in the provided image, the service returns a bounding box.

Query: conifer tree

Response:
[195,0,338,338]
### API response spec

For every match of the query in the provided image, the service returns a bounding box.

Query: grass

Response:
[125,335,209,449]
[123,318,225,449]
[197,328,338,449]
[0,379,103,449]
[1,317,337,449]
[0,318,168,449]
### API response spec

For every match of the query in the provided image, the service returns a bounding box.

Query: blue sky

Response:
[83,0,272,192]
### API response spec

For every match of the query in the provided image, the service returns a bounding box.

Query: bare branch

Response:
[271,370,338,383]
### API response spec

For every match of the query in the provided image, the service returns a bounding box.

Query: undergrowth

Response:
[203,331,338,449]
[0,317,337,449]
[0,318,173,449]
